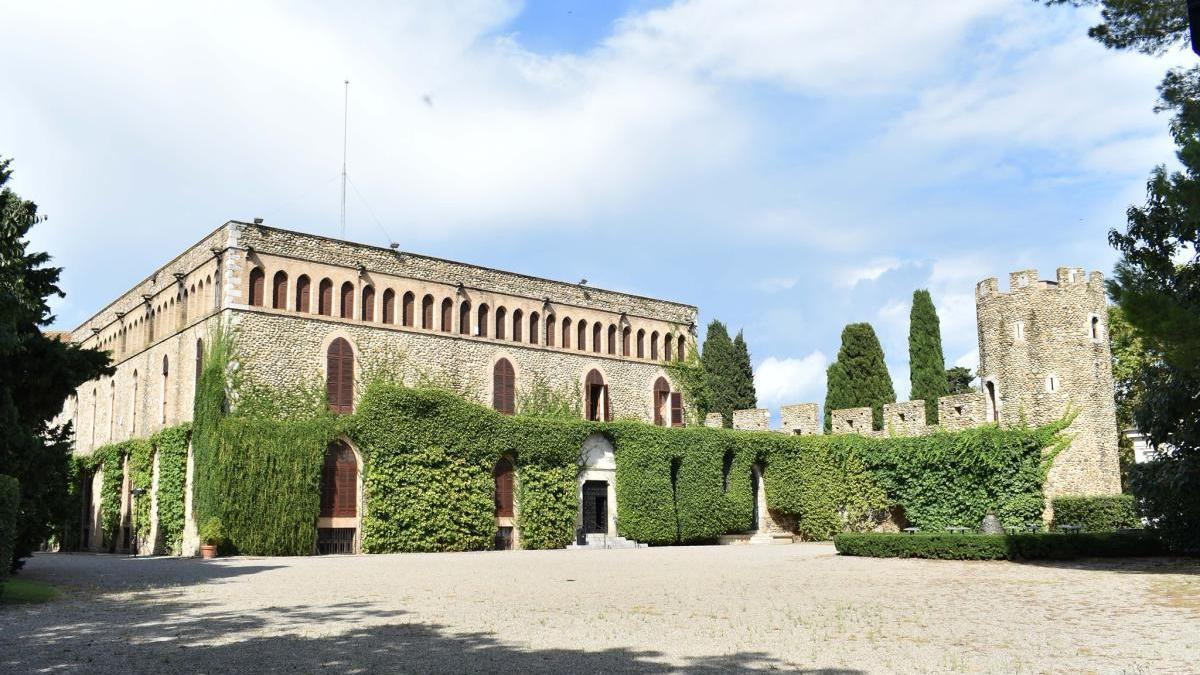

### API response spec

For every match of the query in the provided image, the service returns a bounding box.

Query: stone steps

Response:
[567,533,647,550]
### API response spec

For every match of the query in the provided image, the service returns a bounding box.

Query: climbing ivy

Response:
[151,423,190,553]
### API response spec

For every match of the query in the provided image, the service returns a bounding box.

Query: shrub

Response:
[199,517,225,546]
[833,531,1164,560]
[1051,495,1139,532]
[0,475,20,591]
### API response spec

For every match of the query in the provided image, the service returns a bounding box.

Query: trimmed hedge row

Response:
[1051,495,1139,532]
[833,531,1163,560]
[0,475,19,591]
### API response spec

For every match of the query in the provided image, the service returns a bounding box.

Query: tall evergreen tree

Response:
[908,289,948,424]
[0,157,112,571]
[823,323,895,431]
[699,320,739,427]
[945,366,976,394]
[732,330,758,411]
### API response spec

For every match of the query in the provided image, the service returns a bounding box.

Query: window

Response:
[421,294,434,329]
[653,377,670,426]
[650,332,659,360]
[131,372,138,435]
[441,298,453,332]
[477,304,489,337]
[340,282,354,319]
[1090,315,1101,340]
[665,335,673,361]
[460,301,471,335]
[361,286,375,321]
[272,271,288,309]
[248,267,265,306]
[562,317,571,349]
[320,441,357,518]
[494,457,514,518]
[318,279,333,316]
[195,338,204,385]
[402,291,415,327]
[593,323,602,353]
[671,392,684,427]
[637,329,645,358]
[493,359,515,415]
[545,314,556,346]
[296,275,311,312]
[326,338,354,414]
[147,310,155,343]
[529,312,539,344]
[109,380,115,441]
[607,325,616,355]
[622,327,631,357]
[161,356,169,424]
[985,381,998,422]
[512,309,523,342]
[677,335,685,362]
[382,289,395,324]
[578,321,587,352]
[1014,321,1026,341]
[495,306,507,339]
[585,369,610,421]
[721,451,734,493]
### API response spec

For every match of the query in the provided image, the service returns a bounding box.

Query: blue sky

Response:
[0,0,1189,419]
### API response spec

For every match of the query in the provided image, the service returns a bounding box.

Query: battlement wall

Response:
[728,392,989,438]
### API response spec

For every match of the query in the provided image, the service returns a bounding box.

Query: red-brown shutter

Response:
[677,336,686,361]
[327,338,354,414]
[441,299,452,332]
[272,272,287,309]
[320,280,332,316]
[297,276,311,312]
[493,359,515,415]
[362,286,375,321]
[494,458,514,517]
[382,290,394,324]
[603,385,611,421]
[249,268,265,306]
[460,302,471,335]
[403,293,414,326]
[622,328,630,356]
[422,296,433,329]
[320,443,357,518]
[671,392,684,427]
[546,316,555,346]
[340,283,354,319]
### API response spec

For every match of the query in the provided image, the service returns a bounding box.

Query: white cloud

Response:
[754,352,828,410]
[753,276,797,293]
[839,258,902,288]
[954,348,980,373]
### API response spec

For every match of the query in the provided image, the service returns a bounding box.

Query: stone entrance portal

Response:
[582,480,608,534]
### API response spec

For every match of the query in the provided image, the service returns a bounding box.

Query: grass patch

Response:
[1,578,59,604]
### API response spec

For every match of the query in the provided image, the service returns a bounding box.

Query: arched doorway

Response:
[578,433,617,542]
[585,369,610,421]
[493,457,517,550]
[750,464,762,533]
[317,440,359,554]
[985,381,999,422]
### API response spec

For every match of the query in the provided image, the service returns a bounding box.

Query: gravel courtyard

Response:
[1,544,1196,674]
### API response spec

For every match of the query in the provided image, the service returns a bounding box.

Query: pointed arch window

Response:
[494,457,515,517]
[677,335,686,362]
[326,338,354,414]
[382,289,395,324]
[340,282,355,319]
[161,355,169,424]
[562,317,572,349]
[361,286,375,321]
[496,307,507,340]
[653,376,670,426]
[512,309,523,342]
[195,338,204,385]
[493,358,515,415]
[460,301,472,335]
[477,304,490,337]
[318,279,333,316]
[272,271,288,309]
[578,321,587,352]
[665,335,673,361]
[607,325,617,355]
[441,298,453,332]
[622,326,631,357]
[585,369,610,421]
[320,441,357,518]
[296,275,311,312]
[546,314,556,347]
[421,294,434,329]
[402,291,415,327]
[650,331,659,360]
[593,323,603,353]
[637,329,645,358]
[248,267,265,306]
[529,311,540,344]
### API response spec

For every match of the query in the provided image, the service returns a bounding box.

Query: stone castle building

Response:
[59,220,1119,554]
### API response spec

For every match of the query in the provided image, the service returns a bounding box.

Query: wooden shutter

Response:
[249,268,264,306]
[546,316,555,346]
[493,359,515,415]
[494,458,514,517]
[382,290,394,324]
[460,303,471,335]
[297,276,311,312]
[320,443,357,518]
[327,338,354,414]
[422,296,433,329]
[677,336,686,361]
[441,299,452,332]
[320,281,332,316]
[362,286,375,321]
[272,272,287,309]
[603,385,611,421]
[340,283,354,319]
[671,392,684,427]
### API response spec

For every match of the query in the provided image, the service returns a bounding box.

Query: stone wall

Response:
[731,408,769,431]
[779,404,819,435]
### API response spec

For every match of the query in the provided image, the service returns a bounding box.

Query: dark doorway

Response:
[582,480,608,534]
[750,466,761,532]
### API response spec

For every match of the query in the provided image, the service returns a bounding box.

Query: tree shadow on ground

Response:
[0,590,863,674]
[1013,556,1199,576]
[16,553,287,592]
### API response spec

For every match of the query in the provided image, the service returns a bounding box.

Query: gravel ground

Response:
[1,544,1196,674]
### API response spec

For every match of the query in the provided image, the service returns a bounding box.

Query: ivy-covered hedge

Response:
[152,424,191,553]
[76,441,139,551]
[833,531,1163,560]
[1051,495,1139,532]
[0,475,19,589]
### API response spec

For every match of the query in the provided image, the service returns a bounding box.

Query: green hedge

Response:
[0,475,19,589]
[833,531,1163,560]
[1051,495,1139,532]
[152,424,191,553]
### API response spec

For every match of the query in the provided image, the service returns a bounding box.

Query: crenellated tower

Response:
[975,267,1121,499]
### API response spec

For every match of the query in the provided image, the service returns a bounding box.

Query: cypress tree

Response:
[908,289,948,424]
[732,330,758,411]
[700,320,739,427]
[823,323,895,431]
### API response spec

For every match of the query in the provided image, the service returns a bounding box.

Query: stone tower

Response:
[975,267,1121,500]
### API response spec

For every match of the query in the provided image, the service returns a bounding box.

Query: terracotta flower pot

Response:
[200,544,218,560]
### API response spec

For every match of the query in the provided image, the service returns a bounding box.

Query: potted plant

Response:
[199,517,224,560]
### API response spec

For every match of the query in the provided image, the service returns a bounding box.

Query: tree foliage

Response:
[824,323,896,431]
[908,290,948,424]
[1042,0,1189,55]
[732,331,758,412]
[0,158,113,571]
[945,366,976,394]
[700,320,739,426]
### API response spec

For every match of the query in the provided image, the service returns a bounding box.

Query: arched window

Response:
[441,298,453,332]
[546,314,556,347]
[721,450,734,493]
[671,391,684,427]
[494,457,514,517]
[607,325,616,355]
[677,335,686,362]
[650,331,659,360]
[131,371,138,436]
[512,309,523,342]
[318,279,333,316]
[402,291,415,327]
[593,323,603,354]
[622,327,631,357]
[248,267,265,306]
[161,355,169,424]
[653,376,670,426]
[361,286,375,321]
[985,381,998,423]
[460,301,472,335]
[637,329,645,358]
[320,441,357,518]
[382,289,395,324]
[665,334,673,361]
[109,380,115,441]
[421,294,434,329]
[585,369,610,421]
[195,338,204,385]
[327,338,354,414]
[562,317,572,349]
[495,306,507,340]
[147,309,155,344]
[296,275,311,312]
[529,311,540,344]
[477,304,490,337]
[577,321,587,352]
[272,271,288,309]
[1090,315,1101,340]
[493,358,515,415]
[340,282,355,319]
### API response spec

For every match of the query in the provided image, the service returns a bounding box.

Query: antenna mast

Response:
[340,79,349,237]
